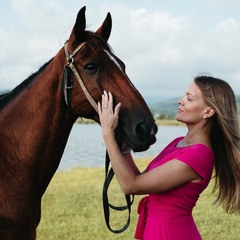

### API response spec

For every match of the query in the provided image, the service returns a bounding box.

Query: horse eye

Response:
[84,62,99,74]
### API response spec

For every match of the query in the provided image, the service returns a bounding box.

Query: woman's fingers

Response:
[98,91,121,133]
[114,102,121,117]
[102,91,107,109]
[106,91,113,109]
[98,91,121,116]
[98,91,108,114]
[101,91,114,111]
[97,101,102,114]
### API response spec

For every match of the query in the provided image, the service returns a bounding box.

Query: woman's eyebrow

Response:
[186,92,194,97]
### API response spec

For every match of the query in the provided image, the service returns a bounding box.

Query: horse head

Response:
[63,6,157,152]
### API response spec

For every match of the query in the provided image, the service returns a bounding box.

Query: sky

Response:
[0,0,240,103]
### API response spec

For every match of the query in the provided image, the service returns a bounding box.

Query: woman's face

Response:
[176,82,209,124]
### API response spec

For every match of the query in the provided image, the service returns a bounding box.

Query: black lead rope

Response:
[102,148,134,233]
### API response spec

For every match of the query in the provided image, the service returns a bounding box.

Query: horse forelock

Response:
[0,58,53,110]
[77,31,112,53]
[82,30,134,88]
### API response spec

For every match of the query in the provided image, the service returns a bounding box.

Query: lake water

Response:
[58,124,187,171]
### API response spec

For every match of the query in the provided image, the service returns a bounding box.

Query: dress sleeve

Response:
[175,145,214,181]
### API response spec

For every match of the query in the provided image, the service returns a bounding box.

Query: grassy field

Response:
[37,159,240,240]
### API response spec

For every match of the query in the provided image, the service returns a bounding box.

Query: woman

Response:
[97,76,240,239]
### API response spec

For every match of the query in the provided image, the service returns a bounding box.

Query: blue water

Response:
[58,124,187,171]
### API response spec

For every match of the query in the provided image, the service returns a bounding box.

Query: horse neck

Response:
[0,49,77,194]
[5,51,75,128]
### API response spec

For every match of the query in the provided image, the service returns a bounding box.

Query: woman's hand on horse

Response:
[98,91,121,137]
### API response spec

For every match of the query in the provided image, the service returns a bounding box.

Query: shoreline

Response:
[76,118,185,126]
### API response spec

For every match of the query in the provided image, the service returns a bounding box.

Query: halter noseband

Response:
[63,41,98,113]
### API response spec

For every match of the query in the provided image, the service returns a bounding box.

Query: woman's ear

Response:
[203,107,215,119]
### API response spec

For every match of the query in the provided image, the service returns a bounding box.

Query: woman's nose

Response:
[178,97,184,105]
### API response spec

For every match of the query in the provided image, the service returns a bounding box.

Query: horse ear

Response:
[69,6,86,43]
[95,13,112,42]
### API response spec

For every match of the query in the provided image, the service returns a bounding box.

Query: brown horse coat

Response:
[0,7,157,239]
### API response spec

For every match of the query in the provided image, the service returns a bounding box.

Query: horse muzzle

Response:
[117,120,158,152]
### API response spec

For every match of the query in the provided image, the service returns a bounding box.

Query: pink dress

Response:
[134,137,214,240]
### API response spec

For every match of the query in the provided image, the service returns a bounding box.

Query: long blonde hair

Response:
[194,76,240,213]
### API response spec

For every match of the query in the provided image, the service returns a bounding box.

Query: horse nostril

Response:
[134,122,145,140]
[134,121,153,140]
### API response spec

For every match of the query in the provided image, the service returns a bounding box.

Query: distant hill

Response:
[149,98,179,117]
[1,89,239,117]
[149,95,240,117]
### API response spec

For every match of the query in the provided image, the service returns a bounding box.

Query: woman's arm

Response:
[121,145,141,175]
[98,91,201,195]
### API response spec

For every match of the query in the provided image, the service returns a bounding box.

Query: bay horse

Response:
[0,6,157,239]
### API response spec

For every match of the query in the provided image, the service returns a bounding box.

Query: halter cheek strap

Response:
[63,41,98,113]
[62,66,73,111]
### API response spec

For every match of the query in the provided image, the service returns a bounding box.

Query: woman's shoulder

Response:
[177,144,214,171]
[167,136,184,148]
[188,143,214,158]
[178,144,214,163]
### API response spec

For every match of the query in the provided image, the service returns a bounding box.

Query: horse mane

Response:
[0,92,9,99]
[0,58,53,110]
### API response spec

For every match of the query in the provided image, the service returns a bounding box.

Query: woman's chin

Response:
[176,116,184,123]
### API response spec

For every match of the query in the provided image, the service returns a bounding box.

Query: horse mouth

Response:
[130,132,157,152]
[116,124,158,152]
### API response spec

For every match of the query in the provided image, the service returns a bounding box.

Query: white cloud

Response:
[206,0,240,9]
[0,0,240,102]
[215,18,238,32]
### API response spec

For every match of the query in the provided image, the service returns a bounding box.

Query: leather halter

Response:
[103,148,134,233]
[63,41,98,113]
[64,41,133,233]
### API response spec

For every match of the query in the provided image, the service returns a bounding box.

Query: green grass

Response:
[155,119,185,126]
[37,159,240,240]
